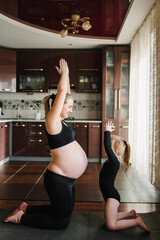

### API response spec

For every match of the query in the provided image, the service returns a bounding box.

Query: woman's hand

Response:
[55,58,69,76]
[105,121,115,132]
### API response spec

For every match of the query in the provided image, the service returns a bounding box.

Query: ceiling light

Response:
[60,14,92,38]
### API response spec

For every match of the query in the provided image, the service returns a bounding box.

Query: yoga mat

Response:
[0,209,160,240]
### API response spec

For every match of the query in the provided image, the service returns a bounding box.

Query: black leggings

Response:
[20,169,75,229]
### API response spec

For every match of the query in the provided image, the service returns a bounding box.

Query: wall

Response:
[0,90,102,120]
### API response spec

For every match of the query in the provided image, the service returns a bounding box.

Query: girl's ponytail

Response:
[123,141,131,171]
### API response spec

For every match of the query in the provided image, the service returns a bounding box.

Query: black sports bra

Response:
[45,120,75,149]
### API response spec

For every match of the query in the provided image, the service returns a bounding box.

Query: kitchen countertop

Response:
[0,118,102,123]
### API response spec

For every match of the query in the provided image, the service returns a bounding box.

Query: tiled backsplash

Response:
[0,89,102,120]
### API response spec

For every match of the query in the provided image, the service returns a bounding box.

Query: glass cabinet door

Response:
[105,50,115,119]
[119,51,130,120]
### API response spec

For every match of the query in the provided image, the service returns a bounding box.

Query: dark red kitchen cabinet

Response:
[17,50,49,92]
[0,48,16,92]
[12,122,27,156]
[102,46,130,158]
[47,50,77,89]
[75,123,88,155]
[0,122,10,161]
[88,123,101,158]
[27,122,49,156]
[76,50,102,92]
[76,50,101,70]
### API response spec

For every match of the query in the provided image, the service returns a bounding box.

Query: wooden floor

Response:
[0,161,160,213]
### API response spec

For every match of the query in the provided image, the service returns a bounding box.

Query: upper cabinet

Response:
[47,50,77,89]
[76,50,102,92]
[17,50,49,92]
[102,46,130,157]
[16,49,102,93]
[0,48,16,92]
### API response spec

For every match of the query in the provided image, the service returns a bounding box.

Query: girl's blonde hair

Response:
[43,93,73,117]
[111,134,131,171]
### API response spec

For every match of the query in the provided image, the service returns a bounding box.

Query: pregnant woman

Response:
[3,58,88,229]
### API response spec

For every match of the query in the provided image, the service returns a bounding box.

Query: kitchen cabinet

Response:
[102,46,130,158]
[12,122,49,157]
[16,49,102,92]
[47,50,76,89]
[12,122,27,156]
[88,123,101,158]
[0,122,10,161]
[75,123,88,155]
[0,0,18,17]
[17,50,49,92]
[76,50,102,92]
[27,122,49,156]
[0,48,16,92]
[74,122,101,158]
[11,121,101,159]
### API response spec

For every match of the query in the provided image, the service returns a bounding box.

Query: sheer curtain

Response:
[129,0,160,189]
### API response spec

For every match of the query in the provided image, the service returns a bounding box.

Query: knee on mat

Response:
[105,221,115,231]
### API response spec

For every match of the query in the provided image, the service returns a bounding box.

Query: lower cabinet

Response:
[88,123,101,158]
[27,122,49,156]
[12,122,49,157]
[0,122,10,161]
[12,121,101,158]
[12,122,27,156]
[74,122,101,158]
[75,123,88,155]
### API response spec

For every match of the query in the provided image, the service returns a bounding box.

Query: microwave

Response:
[19,75,45,92]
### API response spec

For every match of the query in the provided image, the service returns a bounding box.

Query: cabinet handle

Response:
[114,89,117,110]
[30,124,42,127]
[119,126,128,129]
[76,125,88,128]
[79,69,98,71]
[13,124,26,127]
[30,139,42,142]
[24,68,43,71]
[0,126,3,128]
[2,88,12,91]
[90,125,99,128]
[4,125,9,128]
[31,132,42,134]
[118,89,121,110]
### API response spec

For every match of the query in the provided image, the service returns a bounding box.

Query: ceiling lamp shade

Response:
[60,14,92,38]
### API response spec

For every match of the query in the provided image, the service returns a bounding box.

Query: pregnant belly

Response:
[48,141,88,179]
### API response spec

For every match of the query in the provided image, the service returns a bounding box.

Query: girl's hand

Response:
[55,58,69,76]
[105,121,115,132]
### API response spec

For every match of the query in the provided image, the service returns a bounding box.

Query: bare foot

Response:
[3,210,24,224]
[130,209,139,218]
[137,216,150,232]
[7,202,28,218]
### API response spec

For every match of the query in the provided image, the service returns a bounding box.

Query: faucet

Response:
[0,101,4,116]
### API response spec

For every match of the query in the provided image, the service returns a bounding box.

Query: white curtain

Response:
[129,0,160,189]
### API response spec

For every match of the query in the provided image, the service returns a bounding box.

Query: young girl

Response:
[99,121,150,232]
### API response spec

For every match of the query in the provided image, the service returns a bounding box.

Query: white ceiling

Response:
[0,0,155,49]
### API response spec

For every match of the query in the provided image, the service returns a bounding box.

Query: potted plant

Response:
[33,100,42,120]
